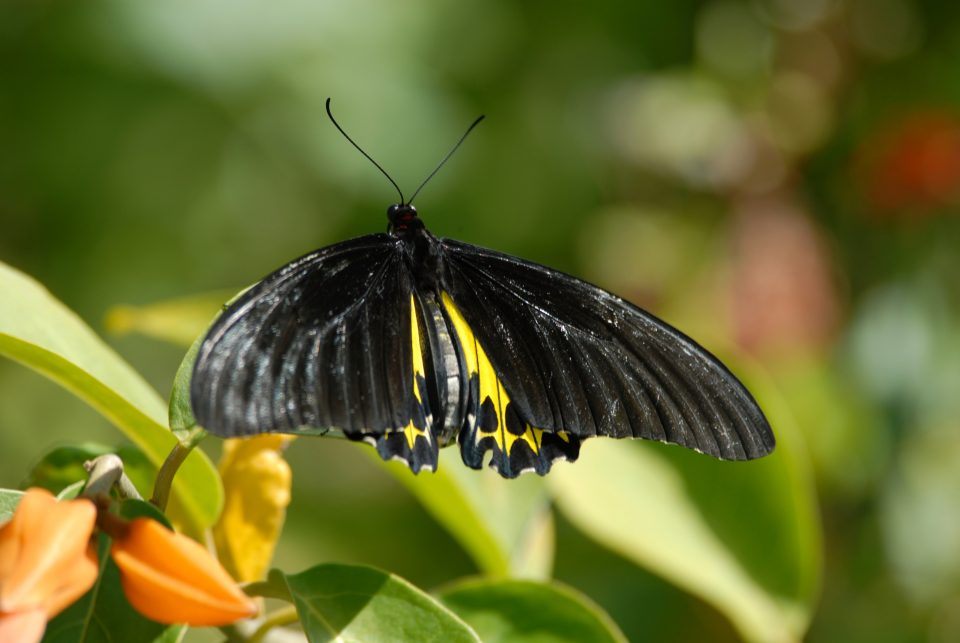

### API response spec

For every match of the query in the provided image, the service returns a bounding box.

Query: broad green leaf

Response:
[43,534,184,643]
[0,488,24,522]
[106,290,237,347]
[549,365,820,643]
[380,452,555,578]
[281,563,480,643]
[0,262,222,532]
[438,578,628,643]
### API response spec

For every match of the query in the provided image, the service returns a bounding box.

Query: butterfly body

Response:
[191,202,775,479]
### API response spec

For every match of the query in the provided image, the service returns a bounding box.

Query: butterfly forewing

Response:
[438,239,775,462]
[191,234,440,471]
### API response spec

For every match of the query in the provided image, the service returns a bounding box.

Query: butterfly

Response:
[190,100,775,479]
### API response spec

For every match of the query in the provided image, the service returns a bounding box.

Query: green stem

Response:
[248,606,301,643]
[150,428,208,511]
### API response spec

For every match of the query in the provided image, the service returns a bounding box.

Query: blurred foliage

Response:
[0,262,222,533]
[3,0,960,641]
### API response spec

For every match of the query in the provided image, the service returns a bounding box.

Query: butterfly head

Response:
[387,203,423,233]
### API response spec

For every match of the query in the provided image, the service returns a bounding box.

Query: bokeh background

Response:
[3,0,960,640]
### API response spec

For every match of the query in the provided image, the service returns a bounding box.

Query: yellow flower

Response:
[214,435,293,582]
[0,488,98,643]
[111,518,257,626]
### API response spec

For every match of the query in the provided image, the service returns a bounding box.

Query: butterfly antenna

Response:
[325,98,405,204]
[408,113,485,205]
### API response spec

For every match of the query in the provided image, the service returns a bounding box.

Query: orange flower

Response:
[0,488,98,643]
[111,518,257,626]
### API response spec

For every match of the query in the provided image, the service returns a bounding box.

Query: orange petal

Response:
[0,488,97,618]
[111,519,257,626]
[0,500,27,582]
[43,544,99,618]
[0,606,47,643]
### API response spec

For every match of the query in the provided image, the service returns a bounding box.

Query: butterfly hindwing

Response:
[190,233,440,472]
[439,239,775,463]
[363,295,439,472]
[440,292,581,478]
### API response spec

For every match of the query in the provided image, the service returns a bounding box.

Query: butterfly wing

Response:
[439,239,774,478]
[190,233,439,472]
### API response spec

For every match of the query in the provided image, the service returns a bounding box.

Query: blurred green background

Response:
[3,0,960,641]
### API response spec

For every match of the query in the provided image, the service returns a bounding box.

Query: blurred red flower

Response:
[858,110,960,214]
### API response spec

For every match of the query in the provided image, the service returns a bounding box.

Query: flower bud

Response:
[111,518,257,626]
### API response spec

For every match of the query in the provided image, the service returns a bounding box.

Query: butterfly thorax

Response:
[387,204,443,291]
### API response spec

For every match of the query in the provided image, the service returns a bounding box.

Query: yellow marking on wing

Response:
[410,295,425,404]
[404,295,428,450]
[441,292,543,457]
[442,292,477,375]
[502,425,544,457]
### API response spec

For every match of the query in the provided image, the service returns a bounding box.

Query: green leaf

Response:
[0,261,222,532]
[169,331,204,436]
[0,488,24,522]
[43,534,185,643]
[548,364,821,643]
[380,450,555,578]
[438,578,628,643]
[244,568,294,602]
[57,481,86,500]
[280,563,480,643]
[119,498,174,529]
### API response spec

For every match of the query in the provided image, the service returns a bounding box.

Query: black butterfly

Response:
[190,101,775,479]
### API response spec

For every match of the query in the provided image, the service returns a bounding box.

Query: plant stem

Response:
[248,606,301,643]
[150,428,208,511]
